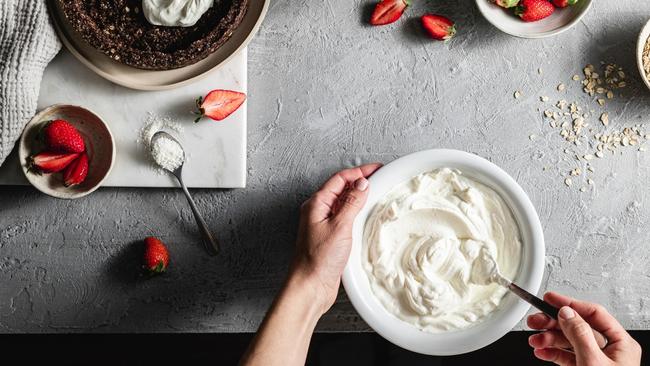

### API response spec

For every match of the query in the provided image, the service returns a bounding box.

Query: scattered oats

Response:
[557,83,566,91]
[597,99,605,106]
[538,67,543,75]
[514,91,522,99]
[579,187,586,192]
[544,110,553,118]
[564,178,573,187]
[607,90,614,99]
[529,134,537,141]
[583,154,594,160]
[570,168,582,176]
[600,112,609,126]
[640,147,647,152]
[588,179,595,185]
[572,75,580,81]
[595,151,604,158]
[540,96,549,102]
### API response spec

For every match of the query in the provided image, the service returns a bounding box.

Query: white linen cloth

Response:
[0,0,61,165]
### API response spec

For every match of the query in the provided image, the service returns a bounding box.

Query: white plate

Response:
[342,149,545,355]
[475,0,592,39]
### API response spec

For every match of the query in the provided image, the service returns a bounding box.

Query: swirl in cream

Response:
[362,168,521,332]
[142,0,214,27]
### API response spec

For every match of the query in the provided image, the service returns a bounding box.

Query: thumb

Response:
[333,177,369,222]
[558,306,602,363]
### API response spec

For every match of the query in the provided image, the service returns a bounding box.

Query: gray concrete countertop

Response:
[1,1,650,332]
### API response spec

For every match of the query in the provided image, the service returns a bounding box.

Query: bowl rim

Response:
[475,0,593,39]
[48,0,269,91]
[342,149,545,355]
[636,18,650,92]
[18,104,116,199]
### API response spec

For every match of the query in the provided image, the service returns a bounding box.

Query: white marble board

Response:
[0,49,247,188]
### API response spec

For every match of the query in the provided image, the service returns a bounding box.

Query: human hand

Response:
[289,163,382,315]
[527,292,642,366]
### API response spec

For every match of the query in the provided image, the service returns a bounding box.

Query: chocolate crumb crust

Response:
[59,0,249,70]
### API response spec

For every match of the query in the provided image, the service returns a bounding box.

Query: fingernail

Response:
[354,178,369,192]
[528,334,539,346]
[559,306,575,320]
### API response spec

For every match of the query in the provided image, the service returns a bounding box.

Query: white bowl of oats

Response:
[637,19,650,92]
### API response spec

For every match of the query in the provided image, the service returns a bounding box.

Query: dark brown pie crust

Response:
[59,0,248,70]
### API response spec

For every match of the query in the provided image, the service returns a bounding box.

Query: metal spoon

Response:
[150,131,219,256]
[495,273,608,350]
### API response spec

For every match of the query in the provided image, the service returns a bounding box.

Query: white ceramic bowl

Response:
[342,149,545,355]
[636,18,650,92]
[19,104,115,199]
[476,0,592,39]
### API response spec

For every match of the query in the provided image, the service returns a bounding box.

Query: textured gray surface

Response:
[1,0,650,332]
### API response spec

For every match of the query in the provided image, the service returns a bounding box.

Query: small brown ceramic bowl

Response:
[19,104,115,199]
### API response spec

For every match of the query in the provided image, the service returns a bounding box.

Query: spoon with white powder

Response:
[150,131,219,256]
[477,247,608,350]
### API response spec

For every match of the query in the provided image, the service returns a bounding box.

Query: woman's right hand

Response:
[527,292,642,366]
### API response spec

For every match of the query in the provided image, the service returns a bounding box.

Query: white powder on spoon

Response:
[138,113,185,174]
[151,135,184,172]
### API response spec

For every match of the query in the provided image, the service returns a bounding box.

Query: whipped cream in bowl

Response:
[342,149,545,355]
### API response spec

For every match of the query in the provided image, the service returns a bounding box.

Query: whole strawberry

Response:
[552,0,578,7]
[42,119,85,153]
[421,14,456,41]
[143,237,170,275]
[495,0,520,8]
[515,0,554,22]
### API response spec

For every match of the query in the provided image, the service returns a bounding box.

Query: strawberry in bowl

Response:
[19,105,115,199]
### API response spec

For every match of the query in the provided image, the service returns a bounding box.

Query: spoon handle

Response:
[507,282,608,350]
[178,177,219,256]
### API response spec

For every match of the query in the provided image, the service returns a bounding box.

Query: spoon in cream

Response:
[476,247,608,350]
[150,131,219,256]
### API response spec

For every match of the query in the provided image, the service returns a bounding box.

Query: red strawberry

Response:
[63,153,89,187]
[515,0,555,22]
[194,89,246,122]
[42,119,85,153]
[370,0,409,26]
[494,0,520,8]
[421,14,456,41]
[552,0,578,7]
[28,152,79,173]
[143,237,169,274]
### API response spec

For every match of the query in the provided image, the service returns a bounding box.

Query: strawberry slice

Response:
[194,89,246,122]
[370,0,409,26]
[28,152,79,174]
[421,14,456,41]
[63,153,89,187]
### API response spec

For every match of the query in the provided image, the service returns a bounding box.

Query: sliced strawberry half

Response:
[370,0,409,26]
[28,152,79,174]
[194,89,247,122]
[421,14,456,41]
[63,153,89,187]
